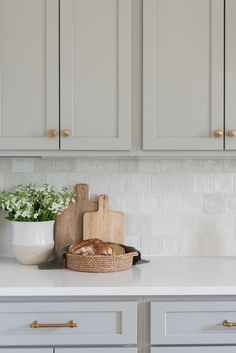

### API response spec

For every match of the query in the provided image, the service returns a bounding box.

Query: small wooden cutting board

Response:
[83,194,125,244]
[54,184,97,254]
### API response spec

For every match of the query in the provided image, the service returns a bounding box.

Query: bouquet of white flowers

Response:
[0,184,76,222]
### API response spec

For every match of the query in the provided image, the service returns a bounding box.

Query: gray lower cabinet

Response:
[151,348,236,353]
[0,301,137,346]
[151,301,236,345]
[0,350,52,353]
[3,298,236,353]
[56,349,137,353]
[0,347,136,353]
[150,299,236,352]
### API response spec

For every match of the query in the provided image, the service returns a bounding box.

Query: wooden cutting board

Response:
[83,194,125,244]
[54,184,97,254]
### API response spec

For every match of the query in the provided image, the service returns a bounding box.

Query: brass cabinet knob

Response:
[62,129,71,137]
[228,129,236,137]
[48,129,57,138]
[214,129,223,137]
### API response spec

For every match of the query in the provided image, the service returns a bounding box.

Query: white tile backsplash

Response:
[152,214,172,235]
[1,157,236,257]
[203,194,225,214]
[130,173,151,192]
[141,193,161,214]
[193,174,213,192]
[162,193,182,214]
[12,158,34,173]
[108,173,130,192]
[213,174,234,192]
[182,193,203,214]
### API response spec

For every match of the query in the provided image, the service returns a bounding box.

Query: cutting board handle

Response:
[83,193,125,243]
[98,194,110,214]
[75,183,89,200]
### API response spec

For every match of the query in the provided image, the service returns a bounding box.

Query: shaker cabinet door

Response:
[0,301,137,346]
[151,348,236,353]
[143,0,224,150]
[225,0,236,150]
[0,350,52,353]
[0,0,59,150]
[56,349,137,353]
[60,0,132,151]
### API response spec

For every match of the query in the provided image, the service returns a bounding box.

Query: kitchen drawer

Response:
[56,349,137,353]
[0,350,52,353]
[0,301,137,346]
[151,301,236,345]
[151,348,236,353]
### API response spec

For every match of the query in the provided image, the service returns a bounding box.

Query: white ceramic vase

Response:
[11,220,55,265]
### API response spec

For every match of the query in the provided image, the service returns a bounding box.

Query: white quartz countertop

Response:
[1,256,236,296]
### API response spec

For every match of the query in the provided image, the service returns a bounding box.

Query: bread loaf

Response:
[93,242,113,255]
[69,239,125,256]
[69,238,102,254]
[108,243,125,255]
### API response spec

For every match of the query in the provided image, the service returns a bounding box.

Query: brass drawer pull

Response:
[30,320,77,329]
[223,320,236,327]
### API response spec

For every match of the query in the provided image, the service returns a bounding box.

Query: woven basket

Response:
[66,251,139,273]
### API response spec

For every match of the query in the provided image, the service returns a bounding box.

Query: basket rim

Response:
[66,251,139,258]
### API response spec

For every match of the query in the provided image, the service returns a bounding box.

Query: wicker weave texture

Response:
[66,252,138,273]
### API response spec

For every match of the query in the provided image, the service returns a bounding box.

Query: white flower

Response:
[0,184,76,222]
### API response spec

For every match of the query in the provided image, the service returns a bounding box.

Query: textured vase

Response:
[11,220,54,265]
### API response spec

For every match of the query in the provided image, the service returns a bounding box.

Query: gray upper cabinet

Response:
[225,0,236,150]
[143,0,224,151]
[60,0,132,151]
[0,0,59,150]
[1,0,236,155]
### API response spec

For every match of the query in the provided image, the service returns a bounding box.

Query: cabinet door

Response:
[56,349,137,353]
[0,0,59,150]
[225,0,236,149]
[151,301,236,345]
[0,348,53,353]
[0,301,137,346]
[143,0,224,150]
[151,348,236,353]
[60,0,132,151]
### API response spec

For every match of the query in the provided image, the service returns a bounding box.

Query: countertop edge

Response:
[2,287,236,297]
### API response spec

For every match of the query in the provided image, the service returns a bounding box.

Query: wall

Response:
[0,158,236,257]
